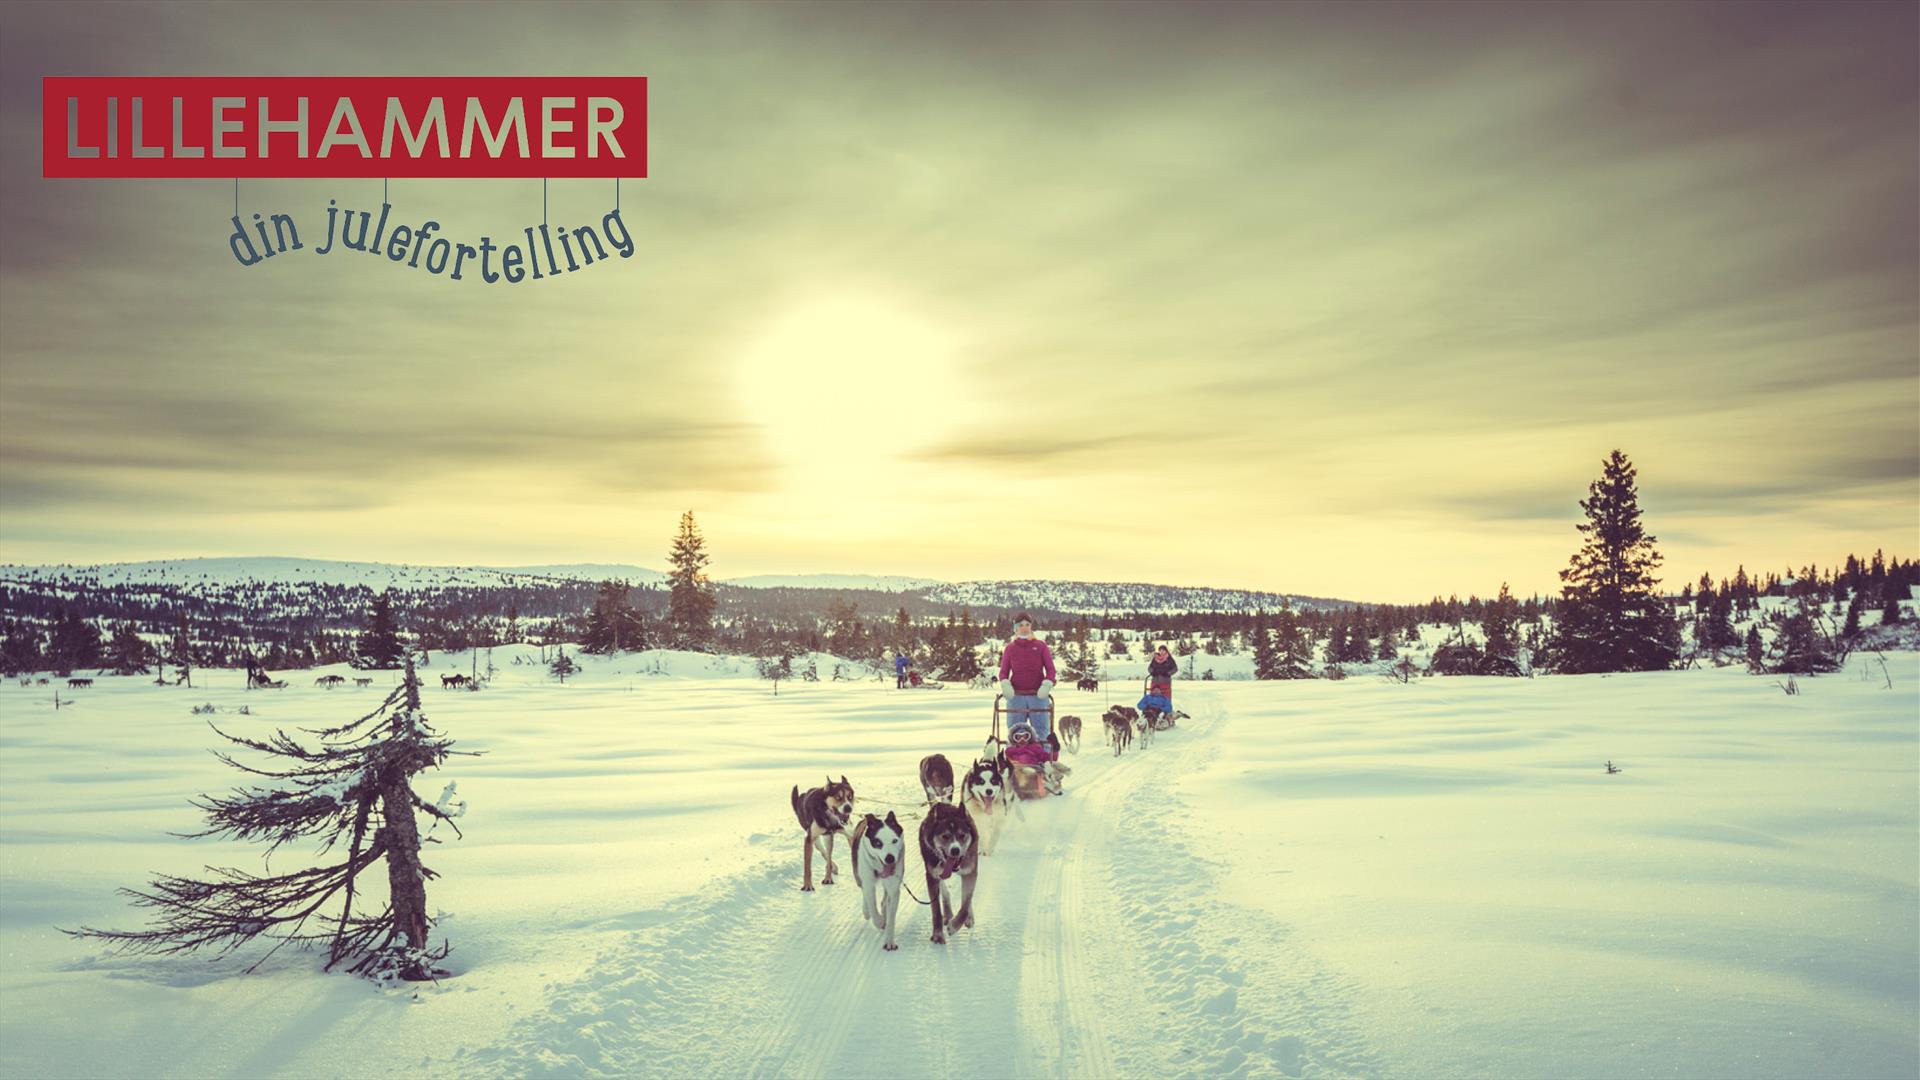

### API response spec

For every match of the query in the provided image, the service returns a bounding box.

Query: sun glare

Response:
[735,296,971,481]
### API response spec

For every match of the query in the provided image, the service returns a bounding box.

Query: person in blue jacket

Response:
[894,651,910,689]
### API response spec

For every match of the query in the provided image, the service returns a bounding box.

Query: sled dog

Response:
[1103,708,1133,756]
[919,802,980,944]
[919,753,955,805]
[1056,715,1082,754]
[963,755,1016,854]
[850,811,906,951]
[790,775,855,891]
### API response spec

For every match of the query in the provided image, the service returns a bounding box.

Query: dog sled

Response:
[1138,677,1177,730]
[906,670,945,690]
[991,692,1065,800]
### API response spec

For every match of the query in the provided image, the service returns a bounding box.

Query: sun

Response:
[734,295,971,481]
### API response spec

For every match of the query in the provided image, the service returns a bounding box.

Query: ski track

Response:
[452,691,1379,1079]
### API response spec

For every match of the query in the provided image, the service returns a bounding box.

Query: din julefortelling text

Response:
[227,199,634,283]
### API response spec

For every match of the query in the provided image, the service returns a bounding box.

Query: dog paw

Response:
[883,942,898,952]
[800,883,814,892]
[930,931,945,944]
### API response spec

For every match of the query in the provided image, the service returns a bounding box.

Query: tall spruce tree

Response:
[68,659,468,981]
[1545,450,1681,673]
[357,591,405,669]
[666,511,717,649]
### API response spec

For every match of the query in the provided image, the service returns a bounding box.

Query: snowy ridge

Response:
[0,557,935,594]
[921,579,1349,615]
[0,557,571,593]
[0,557,1344,610]
[725,573,941,592]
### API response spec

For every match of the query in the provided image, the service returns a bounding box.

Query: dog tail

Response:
[790,785,805,828]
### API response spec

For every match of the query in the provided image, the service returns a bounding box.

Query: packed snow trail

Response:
[451,690,1377,1079]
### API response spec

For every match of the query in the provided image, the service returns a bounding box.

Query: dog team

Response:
[787,731,1062,952]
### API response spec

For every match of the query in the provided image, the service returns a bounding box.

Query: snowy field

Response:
[1,649,1915,1079]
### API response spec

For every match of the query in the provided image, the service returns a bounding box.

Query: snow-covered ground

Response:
[1,649,1914,1078]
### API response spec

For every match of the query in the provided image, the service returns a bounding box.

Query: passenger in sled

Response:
[1139,643,1177,726]
[998,613,1057,756]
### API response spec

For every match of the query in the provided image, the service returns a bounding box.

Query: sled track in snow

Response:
[451,693,1379,1079]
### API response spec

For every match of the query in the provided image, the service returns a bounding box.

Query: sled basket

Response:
[1009,762,1052,800]
[993,693,1060,799]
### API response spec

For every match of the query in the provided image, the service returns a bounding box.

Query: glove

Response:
[1037,680,1054,700]
[999,679,1014,699]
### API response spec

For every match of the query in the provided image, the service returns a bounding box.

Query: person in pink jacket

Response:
[998,613,1057,751]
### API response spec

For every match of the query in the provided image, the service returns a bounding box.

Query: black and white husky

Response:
[850,811,906,951]
[962,754,1015,855]
[919,802,979,945]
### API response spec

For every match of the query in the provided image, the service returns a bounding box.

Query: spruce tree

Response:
[1842,588,1865,639]
[67,659,468,981]
[0,620,43,677]
[1250,610,1280,680]
[1339,613,1374,663]
[46,610,103,674]
[1063,615,1100,682]
[1482,584,1519,661]
[1271,604,1315,679]
[1544,450,1681,673]
[666,511,717,649]
[357,591,405,669]
[892,607,914,658]
[581,580,647,655]
[1766,597,1842,674]
[1882,588,1906,626]
[1375,621,1399,660]
[1321,617,1347,666]
[107,623,152,676]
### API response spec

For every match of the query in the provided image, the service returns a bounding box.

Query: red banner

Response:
[43,77,648,178]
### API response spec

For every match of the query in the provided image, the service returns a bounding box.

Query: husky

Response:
[1056,715,1082,754]
[849,811,906,951]
[918,802,980,945]
[919,753,955,805]
[1135,709,1155,748]
[790,775,855,891]
[1103,708,1133,756]
[962,755,1015,854]
[1075,677,1098,692]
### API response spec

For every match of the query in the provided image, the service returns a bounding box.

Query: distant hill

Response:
[0,558,1345,612]
[917,579,1348,615]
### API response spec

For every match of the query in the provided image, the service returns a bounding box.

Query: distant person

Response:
[894,651,910,689]
[1148,643,1177,694]
[998,613,1057,751]
[1144,643,1177,715]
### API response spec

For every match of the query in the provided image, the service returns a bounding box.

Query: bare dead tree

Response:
[65,657,474,981]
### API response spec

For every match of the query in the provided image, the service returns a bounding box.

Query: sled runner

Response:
[992,692,1063,800]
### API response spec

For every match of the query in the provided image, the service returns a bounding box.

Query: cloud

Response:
[0,1,1912,598]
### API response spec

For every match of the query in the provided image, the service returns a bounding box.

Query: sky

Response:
[0,1,1914,603]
